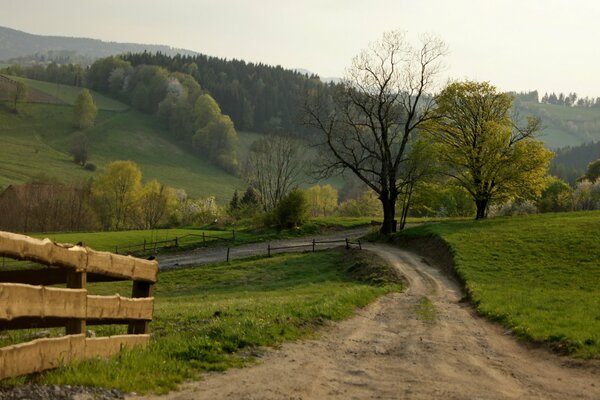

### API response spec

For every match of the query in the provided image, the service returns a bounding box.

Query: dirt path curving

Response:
[134,243,600,399]
[157,227,372,270]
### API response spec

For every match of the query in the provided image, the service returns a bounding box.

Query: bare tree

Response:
[243,134,304,211]
[306,31,447,234]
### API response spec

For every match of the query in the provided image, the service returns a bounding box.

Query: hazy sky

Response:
[2,0,599,97]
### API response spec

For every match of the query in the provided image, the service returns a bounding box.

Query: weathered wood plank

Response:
[128,281,154,334]
[65,270,86,335]
[0,334,150,380]
[86,295,154,320]
[0,334,86,380]
[0,283,86,320]
[0,269,128,285]
[0,231,158,283]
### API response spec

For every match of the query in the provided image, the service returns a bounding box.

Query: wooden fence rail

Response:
[0,231,158,380]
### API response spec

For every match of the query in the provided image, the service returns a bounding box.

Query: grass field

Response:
[398,211,600,357]
[519,101,600,148]
[7,76,129,111]
[0,102,240,200]
[32,228,236,253]
[6,250,401,393]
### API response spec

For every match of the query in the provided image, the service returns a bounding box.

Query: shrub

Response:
[84,163,96,171]
[273,189,309,230]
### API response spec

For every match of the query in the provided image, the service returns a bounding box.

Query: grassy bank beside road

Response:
[397,211,600,358]
[5,249,401,394]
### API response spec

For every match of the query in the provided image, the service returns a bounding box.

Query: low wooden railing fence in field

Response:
[115,231,236,255]
[0,231,158,380]
[267,238,362,257]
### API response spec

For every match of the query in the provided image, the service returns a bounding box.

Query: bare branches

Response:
[242,134,305,211]
[305,30,447,234]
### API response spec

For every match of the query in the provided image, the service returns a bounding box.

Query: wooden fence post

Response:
[268,244,271,257]
[175,237,179,248]
[345,238,350,250]
[65,270,87,335]
[358,239,362,250]
[312,239,316,252]
[128,281,154,334]
[226,247,230,262]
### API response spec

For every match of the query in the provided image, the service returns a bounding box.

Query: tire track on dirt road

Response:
[134,243,600,400]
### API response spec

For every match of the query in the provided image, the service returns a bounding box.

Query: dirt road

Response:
[136,243,600,399]
[157,227,371,270]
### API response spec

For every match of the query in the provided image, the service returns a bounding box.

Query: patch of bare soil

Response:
[132,243,600,400]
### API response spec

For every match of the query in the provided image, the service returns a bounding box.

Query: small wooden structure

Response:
[0,231,158,379]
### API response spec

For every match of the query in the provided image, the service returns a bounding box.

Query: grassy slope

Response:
[18,250,401,393]
[519,101,600,149]
[9,76,129,111]
[0,101,239,200]
[400,211,600,357]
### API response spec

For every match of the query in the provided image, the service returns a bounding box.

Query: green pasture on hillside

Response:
[8,76,129,111]
[0,102,239,200]
[399,211,600,357]
[3,250,401,393]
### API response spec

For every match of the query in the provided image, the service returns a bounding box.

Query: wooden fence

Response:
[115,231,236,255]
[0,231,158,380]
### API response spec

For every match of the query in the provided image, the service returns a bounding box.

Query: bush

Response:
[273,189,309,230]
[84,163,96,171]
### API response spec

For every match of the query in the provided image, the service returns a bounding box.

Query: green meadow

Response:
[399,211,600,357]
[6,250,402,393]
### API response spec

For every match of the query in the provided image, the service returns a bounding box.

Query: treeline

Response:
[87,57,238,172]
[121,52,326,134]
[0,161,228,233]
[550,140,600,185]
[512,89,600,108]
[3,62,86,87]
[2,51,330,135]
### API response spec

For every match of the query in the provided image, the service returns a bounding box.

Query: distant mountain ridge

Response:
[0,25,198,62]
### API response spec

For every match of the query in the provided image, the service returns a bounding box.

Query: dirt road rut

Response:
[134,244,600,399]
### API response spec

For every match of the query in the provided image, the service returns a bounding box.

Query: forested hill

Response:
[121,52,327,134]
[0,26,197,63]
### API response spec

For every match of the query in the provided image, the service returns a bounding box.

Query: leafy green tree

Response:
[194,94,221,128]
[69,132,89,166]
[11,81,27,112]
[92,160,142,230]
[274,188,309,229]
[583,159,600,182]
[425,81,553,219]
[229,190,240,212]
[139,180,177,229]
[537,177,572,213]
[193,114,238,173]
[74,89,97,129]
[306,184,338,217]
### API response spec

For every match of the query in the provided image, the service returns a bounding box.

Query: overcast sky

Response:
[2,0,599,97]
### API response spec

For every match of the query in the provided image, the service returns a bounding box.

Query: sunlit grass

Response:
[11,250,402,393]
[399,211,600,357]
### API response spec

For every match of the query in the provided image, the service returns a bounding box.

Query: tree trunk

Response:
[380,193,397,235]
[475,198,488,219]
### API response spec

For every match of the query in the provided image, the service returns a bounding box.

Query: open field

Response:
[7,75,129,111]
[519,101,600,148]
[0,102,240,200]
[398,211,600,357]
[3,250,401,393]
